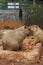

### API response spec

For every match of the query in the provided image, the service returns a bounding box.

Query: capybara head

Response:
[29,25,41,33]
[23,25,32,36]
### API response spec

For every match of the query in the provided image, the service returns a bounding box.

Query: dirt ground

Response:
[0,50,43,65]
[0,40,43,65]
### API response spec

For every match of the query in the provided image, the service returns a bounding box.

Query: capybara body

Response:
[2,26,30,51]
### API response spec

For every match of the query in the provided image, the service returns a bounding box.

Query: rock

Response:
[21,36,39,51]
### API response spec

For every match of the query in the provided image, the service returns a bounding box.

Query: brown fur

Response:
[29,25,43,43]
[2,26,30,51]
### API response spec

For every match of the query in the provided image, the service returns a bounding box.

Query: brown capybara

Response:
[29,25,43,44]
[2,25,31,51]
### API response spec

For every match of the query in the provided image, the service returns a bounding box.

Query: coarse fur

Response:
[2,25,30,51]
[29,25,43,43]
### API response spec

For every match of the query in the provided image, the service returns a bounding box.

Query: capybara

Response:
[29,25,43,44]
[2,25,30,51]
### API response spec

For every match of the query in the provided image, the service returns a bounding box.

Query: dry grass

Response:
[0,20,23,29]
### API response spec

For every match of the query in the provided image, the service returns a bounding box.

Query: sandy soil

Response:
[0,40,43,65]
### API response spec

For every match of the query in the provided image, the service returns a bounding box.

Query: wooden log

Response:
[0,43,42,63]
